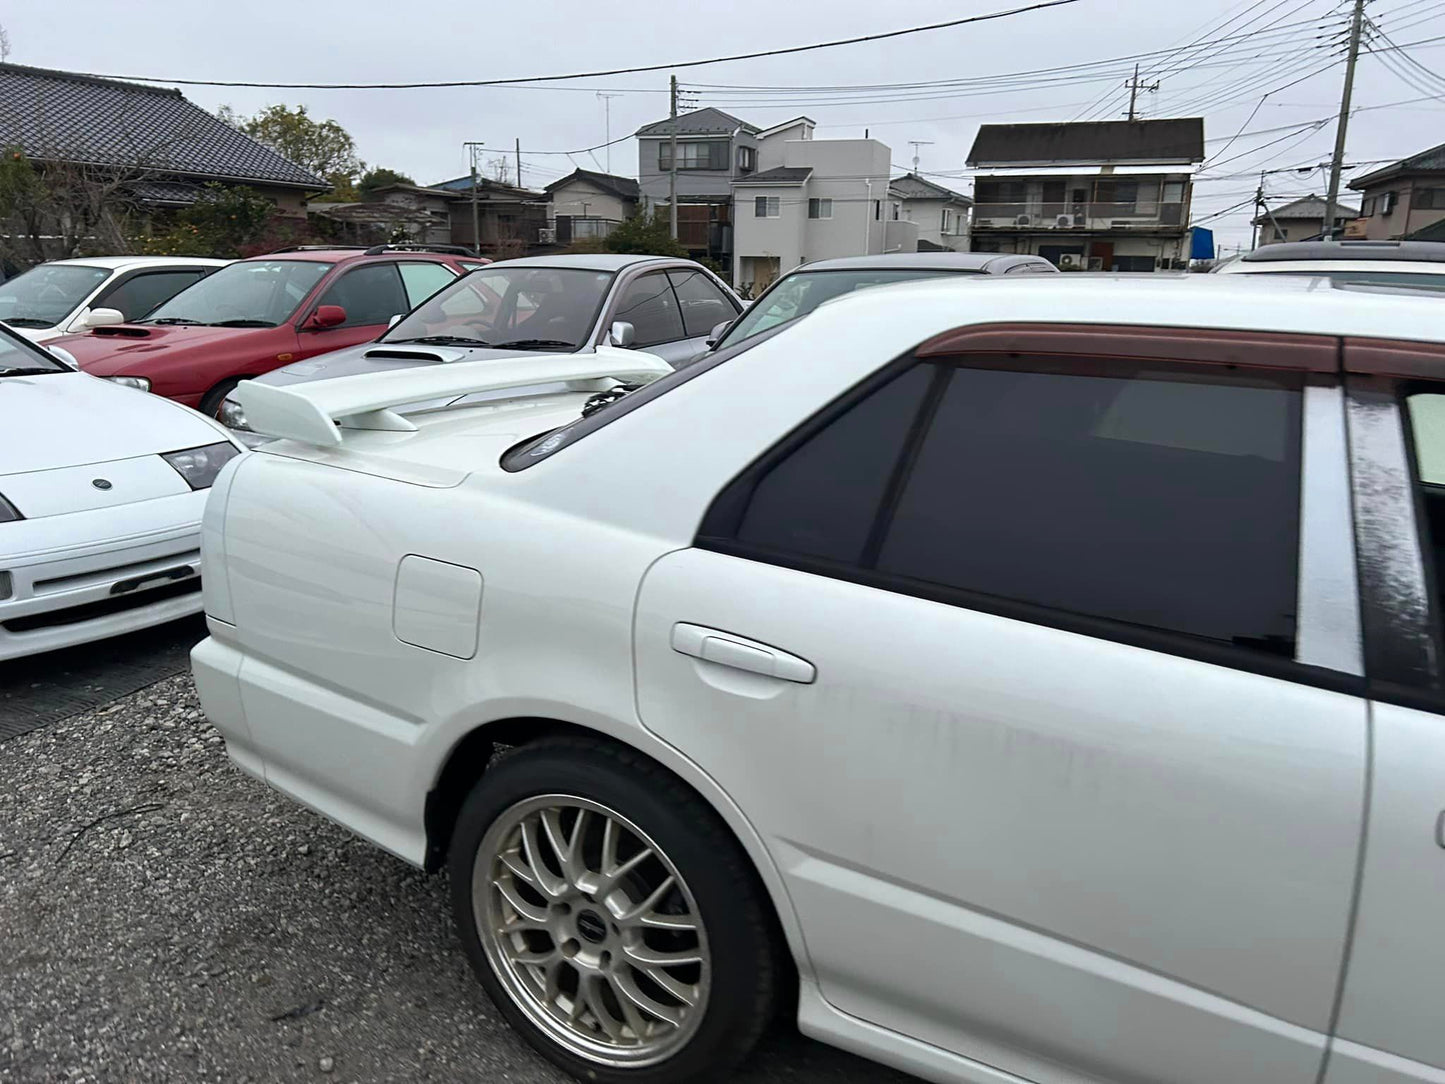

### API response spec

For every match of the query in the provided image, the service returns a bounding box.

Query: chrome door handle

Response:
[671,623,816,684]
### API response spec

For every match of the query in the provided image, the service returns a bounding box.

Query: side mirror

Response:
[706,319,733,348]
[307,304,347,329]
[608,320,636,348]
[83,307,126,329]
[387,313,403,329]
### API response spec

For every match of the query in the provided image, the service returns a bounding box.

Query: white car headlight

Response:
[161,442,240,490]
[218,397,250,431]
[0,493,21,523]
[107,375,151,392]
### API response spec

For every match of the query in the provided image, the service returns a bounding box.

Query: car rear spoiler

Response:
[232,346,672,447]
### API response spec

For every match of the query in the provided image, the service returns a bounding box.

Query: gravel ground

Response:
[0,674,913,1084]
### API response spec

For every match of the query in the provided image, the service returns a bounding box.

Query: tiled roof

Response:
[1350,140,1445,189]
[968,118,1205,166]
[430,175,543,199]
[636,107,758,138]
[733,166,812,185]
[0,63,326,188]
[544,169,640,201]
[1251,194,1358,224]
[889,172,973,204]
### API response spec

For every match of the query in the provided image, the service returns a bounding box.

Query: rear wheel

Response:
[448,738,778,1084]
[199,377,243,419]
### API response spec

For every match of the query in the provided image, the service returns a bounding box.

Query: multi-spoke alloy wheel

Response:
[475,796,710,1067]
[449,739,780,1083]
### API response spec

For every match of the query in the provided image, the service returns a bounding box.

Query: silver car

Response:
[219,254,741,444]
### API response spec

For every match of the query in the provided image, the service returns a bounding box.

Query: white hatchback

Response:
[194,276,1445,1084]
[0,256,225,342]
[0,329,241,660]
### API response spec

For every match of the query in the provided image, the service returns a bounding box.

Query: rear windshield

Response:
[144,260,331,327]
[717,268,974,350]
[0,264,109,328]
[502,323,787,472]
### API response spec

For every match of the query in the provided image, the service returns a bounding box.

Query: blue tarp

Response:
[1190,227,1216,261]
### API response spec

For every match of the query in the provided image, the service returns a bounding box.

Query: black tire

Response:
[448,737,779,1084]
[199,377,243,419]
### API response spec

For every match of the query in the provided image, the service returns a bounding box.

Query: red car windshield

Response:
[143,260,330,327]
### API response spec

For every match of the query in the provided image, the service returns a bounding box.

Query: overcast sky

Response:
[7,0,1443,249]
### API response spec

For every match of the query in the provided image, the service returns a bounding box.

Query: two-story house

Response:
[731,117,913,294]
[1252,194,1358,246]
[967,118,1204,271]
[431,175,549,258]
[543,169,640,244]
[890,172,973,251]
[1346,141,1445,240]
[636,107,759,268]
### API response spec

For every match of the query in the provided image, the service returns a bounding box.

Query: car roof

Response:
[1239,240,1445,264]
[483,254,683,272]
[836,272,1445,345]
[784,252,1055,273]
[39,255,227,270]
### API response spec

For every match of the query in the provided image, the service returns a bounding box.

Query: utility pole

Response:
[515,138,522,190]
[908,140,934,174]
[1324,0,1366,240]
[668,74,679,240]
[463,141,484,257]
[597,92,621,172]
[1125,64,1160,121]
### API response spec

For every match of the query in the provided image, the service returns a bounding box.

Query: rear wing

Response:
[233,346,672,447]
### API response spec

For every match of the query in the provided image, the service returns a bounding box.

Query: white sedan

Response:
[0,256,225,343]
[0,329,241,661]
[196,276,1445,1084]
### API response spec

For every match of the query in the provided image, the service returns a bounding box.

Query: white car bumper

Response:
[0,492,207,661]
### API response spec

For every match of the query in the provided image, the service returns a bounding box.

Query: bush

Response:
[601,211,687,258]
[138,185,275,258]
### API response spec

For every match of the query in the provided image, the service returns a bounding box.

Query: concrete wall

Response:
[785,139,893,262]
[756,121,814,170]
[260,187,309,219]
[903,196,970,250]
[548,178,632,223]
[733,185,806,289]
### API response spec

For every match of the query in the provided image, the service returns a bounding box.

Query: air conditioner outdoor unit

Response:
[1058,253,1080,269]
[1088,256,1104,271]
[538,227,557,244]
[1055,215,1073,228]
[1015,214,1031,225]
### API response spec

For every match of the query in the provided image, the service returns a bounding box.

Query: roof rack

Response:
[268,245,369,253]
[1240,240,1445,264]
[361,243,481,257]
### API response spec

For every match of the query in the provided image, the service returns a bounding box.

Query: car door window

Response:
[398,262,456,308]
[612,271,685,347]
[711,357,1303,658]
[94,270,207,321]
[667,269,736,337]
[317,262,408,327]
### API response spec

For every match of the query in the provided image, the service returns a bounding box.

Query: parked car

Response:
[0,329,242,661]
[194,274,1445,1084]
[708,251,1057,355]
[48,245,485,417]
[0,256,226,343]
[1215,238,1445,289]
[214,254,743,445]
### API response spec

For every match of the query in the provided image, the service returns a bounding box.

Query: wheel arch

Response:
[422,714,813,991]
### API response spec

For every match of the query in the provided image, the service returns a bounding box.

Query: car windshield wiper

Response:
[2,317,52,328]
[387,335,495,346]
[491,338,577,350]
[211,319,276,328]
[0,366,64,376]
[146,317,203,325]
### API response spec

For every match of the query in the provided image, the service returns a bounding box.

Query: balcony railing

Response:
[972,202,1186,230]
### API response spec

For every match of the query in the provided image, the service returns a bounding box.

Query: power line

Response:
[71,0,1083,90]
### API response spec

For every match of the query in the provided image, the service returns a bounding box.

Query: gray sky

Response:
[7,0,1444,250]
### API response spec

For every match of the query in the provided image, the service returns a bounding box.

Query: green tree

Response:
[230,104,362,198]
[600,211,687,258]
[139,184,275,258]
[357,167,415,200]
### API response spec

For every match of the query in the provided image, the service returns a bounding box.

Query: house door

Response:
[1089,240,1115,270]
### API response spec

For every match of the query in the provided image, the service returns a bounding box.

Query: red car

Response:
[51,245,488,416]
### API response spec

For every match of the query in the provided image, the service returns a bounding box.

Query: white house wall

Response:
[733,185,807,288]
[548,181,630,224]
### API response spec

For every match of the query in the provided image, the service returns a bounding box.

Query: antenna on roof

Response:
[908,140,935,173]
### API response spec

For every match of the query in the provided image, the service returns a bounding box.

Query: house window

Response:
[942,207,954,233]
[1382,191,1399,215]
[737,146,756,174]
[975,181,1027,206]
[1361,196,1376,216]
[1417,187,1445,210]
[874,200,881,220]
[1163,181,1185,204]
[891,202,901,220]
[807,198,832,219]
[755,196,780,218]
[659,141,729,171]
